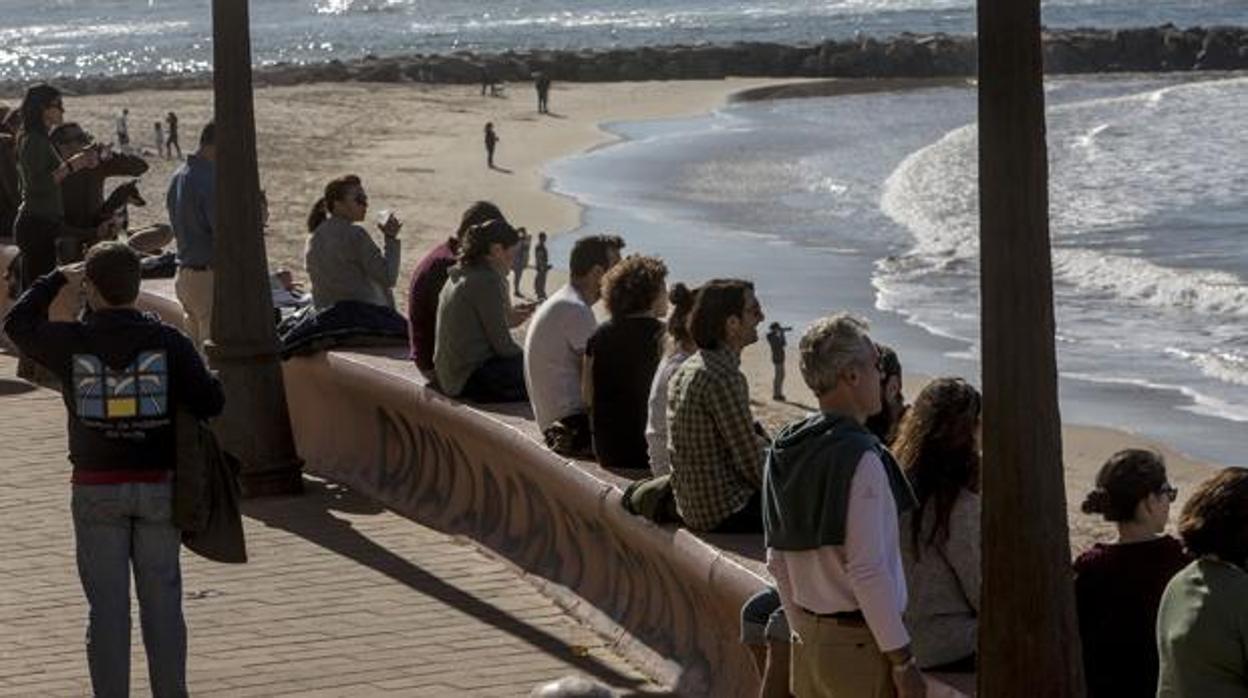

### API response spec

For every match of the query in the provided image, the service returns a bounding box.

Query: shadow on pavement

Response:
[242,477,651,691]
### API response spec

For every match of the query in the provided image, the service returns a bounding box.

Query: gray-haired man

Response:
[763,314,924,697]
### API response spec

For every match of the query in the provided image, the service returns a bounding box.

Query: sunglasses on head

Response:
[1159,484,1178,502]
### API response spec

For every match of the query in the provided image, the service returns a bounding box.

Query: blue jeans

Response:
[72,481,187,698]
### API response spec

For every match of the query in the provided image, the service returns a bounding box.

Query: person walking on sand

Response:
[533,231,551,301]
[512,227,531,297]
[484,122,499,169]
[165,112,181,160]
[153,121,164,159]
[766,322,792,401]
[535,72,552,114]
[115,108,130,152]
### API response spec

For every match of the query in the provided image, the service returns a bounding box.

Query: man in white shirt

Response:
[523,234,623,457]
[763,313,925,697]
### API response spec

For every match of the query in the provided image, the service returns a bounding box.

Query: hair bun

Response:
[1081,488,1110,515]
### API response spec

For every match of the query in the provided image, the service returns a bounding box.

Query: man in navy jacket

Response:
[5,241,223,698]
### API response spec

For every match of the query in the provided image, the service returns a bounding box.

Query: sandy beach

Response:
[41,77,1219,552]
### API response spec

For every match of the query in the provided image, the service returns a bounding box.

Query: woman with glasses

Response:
[894,377,983,671]
[1076,449,1189,698]
[304,174,402,311]
[13,83,99,289]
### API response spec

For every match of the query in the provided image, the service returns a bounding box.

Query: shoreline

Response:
[54,77,1225,551]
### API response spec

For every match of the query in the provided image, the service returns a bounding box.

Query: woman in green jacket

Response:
[13,83,99,289]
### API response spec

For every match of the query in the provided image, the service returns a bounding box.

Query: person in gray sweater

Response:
[434,219,535,402]
[894,377,982,671]
[304,174,401,310]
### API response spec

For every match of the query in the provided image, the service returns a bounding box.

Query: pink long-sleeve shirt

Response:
[767,450,911,652]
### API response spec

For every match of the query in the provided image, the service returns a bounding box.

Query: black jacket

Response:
[4,270,224,472]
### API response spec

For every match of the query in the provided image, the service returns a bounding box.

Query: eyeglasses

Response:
[354,194,368,206]
[1160,484,1178,502]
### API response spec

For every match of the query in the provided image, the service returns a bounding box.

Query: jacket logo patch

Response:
[73,350,168,420]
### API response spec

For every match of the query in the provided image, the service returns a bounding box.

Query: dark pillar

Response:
[209,0,303,497]
[977,1,1084,697]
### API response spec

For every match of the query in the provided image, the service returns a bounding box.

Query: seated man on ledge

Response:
[667,278,768,533]
[524,234,623,457]
[764,314,925,698]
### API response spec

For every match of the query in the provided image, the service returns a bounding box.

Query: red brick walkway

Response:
[0,351,664,696]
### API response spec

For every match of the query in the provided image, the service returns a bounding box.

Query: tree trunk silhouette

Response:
[209,0,303,496]
[977,0,1084,696]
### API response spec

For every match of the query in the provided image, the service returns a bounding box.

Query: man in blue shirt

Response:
[166,121,216,351]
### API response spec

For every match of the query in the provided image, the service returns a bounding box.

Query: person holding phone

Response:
[305,174,402,311]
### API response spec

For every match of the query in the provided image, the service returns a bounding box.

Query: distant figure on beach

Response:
[645,282,698,477]
[896,377,982,671]
[512,227,531,297]
[535,72,552,114]
[3,241,225,698]
[167,120,216,351]
[153,120,164,158]
[484,122,499,169]
[585,255,668,470]
[866,344,906,443]
[434,219,533,402]
[115,108,129,152]
[533,231,550,300]
[1157,467,1248,698]
[765,321,791,400]
[407,200,506,385]
[765,313,926,697]
[50,122,150,261]
[525,234,624,457]
[668,279,767,532]
[305,174,402,312]
[165,112,181,160]
[1077,449,1189,698]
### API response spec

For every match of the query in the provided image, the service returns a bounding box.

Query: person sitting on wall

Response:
[407,200,506,386]
[667,278,769,533]
[523,234,624,457]
[644,282,698,477]
[584,255,668,471]
[896,377,983,672]
[305,174,402,311]
[434,219,534,402]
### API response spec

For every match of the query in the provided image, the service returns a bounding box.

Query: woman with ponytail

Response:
[304,174,402,311]
[1075,449,1189,698]
[643,281,699,476]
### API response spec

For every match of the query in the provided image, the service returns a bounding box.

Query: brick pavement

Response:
[0,351,666,697]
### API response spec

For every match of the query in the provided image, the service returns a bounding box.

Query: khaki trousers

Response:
[790,609,896,698]
[174,267,214,352]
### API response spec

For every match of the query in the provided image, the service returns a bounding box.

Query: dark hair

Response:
[460,219,519,266]
[1080,449,1169,522]
[84,241,141,305]
[18,83,61,139]
[199,121,215,148]
[569,234,625,278]
[1179,467,1248,567]
[665,282,698,348]
[457,201,504,239]
[893,377,982,558]
[688,279,754,350]
[601,255,668,318]
[48,121,89,147]
[865,344,904,441]
[306,174,362,233]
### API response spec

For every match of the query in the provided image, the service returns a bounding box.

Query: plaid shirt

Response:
[667,347,767,531]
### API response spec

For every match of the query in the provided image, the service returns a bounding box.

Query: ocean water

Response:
[546,74,1247,466]
[2,0,1245,82]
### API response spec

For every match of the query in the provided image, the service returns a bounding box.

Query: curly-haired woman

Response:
[1157,467,1248,698]
[894,377,982,671]
[1075,449,1188,698]
[583,254,668,470]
